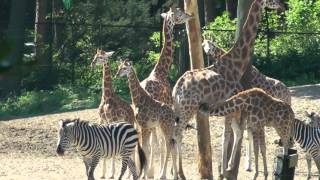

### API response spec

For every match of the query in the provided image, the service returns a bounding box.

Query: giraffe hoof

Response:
[100,176,106,179]
[245,166,252,172]
[108,176,114,179]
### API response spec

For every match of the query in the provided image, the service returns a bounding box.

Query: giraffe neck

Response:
[127,68,148,105]
[217,0,264,82]
[209,93,249,116]
[102,62,113,102]
[211,47,226,59]
[153,18,174,79]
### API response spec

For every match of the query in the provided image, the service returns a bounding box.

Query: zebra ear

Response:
[59,119,65,128]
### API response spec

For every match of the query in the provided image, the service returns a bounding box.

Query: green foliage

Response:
[203,0,320,84]
[203,12,236,50]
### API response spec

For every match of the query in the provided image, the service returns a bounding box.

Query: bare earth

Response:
[1,84,320,180]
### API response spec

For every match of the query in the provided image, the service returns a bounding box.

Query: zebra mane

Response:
[60,118,80,128]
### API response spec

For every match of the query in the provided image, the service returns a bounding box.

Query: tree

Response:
[184,0,213,179]
[226,0,238,19]
[34,0,53,89]
[0,0,27,96]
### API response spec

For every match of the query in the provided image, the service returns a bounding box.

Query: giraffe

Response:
[172,0,282,176]
[305,111,320,179]
[202,39,291,171]
[199,88,294,180]
[115,60,186,180]
[91,49,135,179]
[140,7,192,178]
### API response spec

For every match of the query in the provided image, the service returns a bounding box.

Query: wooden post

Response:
[184,0,213,179]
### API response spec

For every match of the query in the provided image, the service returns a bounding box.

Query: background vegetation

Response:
[0,0,319,118]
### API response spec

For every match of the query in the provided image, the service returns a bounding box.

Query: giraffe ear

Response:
[96,48,100,54]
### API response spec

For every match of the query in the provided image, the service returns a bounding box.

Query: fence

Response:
[1,11,320,97]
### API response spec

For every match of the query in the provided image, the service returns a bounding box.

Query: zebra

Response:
[56,118,146,180]
[292,117,320,179]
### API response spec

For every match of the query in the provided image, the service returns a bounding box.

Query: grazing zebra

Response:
[56,118,146,180]
[293,118,320,179]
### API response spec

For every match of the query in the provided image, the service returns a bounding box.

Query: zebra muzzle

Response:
[56,145,65,156]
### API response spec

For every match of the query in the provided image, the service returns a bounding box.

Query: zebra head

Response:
[56,118,79,156]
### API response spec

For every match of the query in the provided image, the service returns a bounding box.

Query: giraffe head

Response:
[305,111,320,127]
[91,48,114,67]
[263,0,282,9]
[202,39,217,57]
[115,59,133,78]
[161,7,192,26]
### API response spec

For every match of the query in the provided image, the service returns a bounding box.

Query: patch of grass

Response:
[0,85,101,119]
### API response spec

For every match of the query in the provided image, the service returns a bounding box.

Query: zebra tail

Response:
[137,143,146,178]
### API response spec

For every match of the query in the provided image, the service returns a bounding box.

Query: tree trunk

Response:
[184,0,213,179]
[52,0,65,48]
[225,0,238,19]
[34,0,52,90]
[0,0,27,96]
[225,1,253,179]
[204,0,217,24]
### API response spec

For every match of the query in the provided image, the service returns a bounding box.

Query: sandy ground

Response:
[1,84,320,180]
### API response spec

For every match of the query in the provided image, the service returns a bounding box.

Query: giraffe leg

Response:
[159,126,173,180]
[171,138,178,180]
[147,128,157,178]
[221,116,232,176]
[306,153,312,179]
[245,129,253,172]
[141,128,151,179]
[177,135,186,180]
[259,130,268,180]
[252,131,260,180]
[227,118,242,171]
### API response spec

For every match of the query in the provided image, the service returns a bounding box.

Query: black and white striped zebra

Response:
[56,118,146,180]
[293,118,320,179]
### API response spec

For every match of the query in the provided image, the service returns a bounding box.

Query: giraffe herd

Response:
[83,0,318,179]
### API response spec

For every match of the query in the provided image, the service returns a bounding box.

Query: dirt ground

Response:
[1,84,320,180]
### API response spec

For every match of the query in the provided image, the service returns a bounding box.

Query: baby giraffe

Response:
[115,59,184,180]
[199,88,294,180]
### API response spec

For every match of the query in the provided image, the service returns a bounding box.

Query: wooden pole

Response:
[184,0,213,179]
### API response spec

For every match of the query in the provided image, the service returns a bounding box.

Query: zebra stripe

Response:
[293,118,320,159]
[56,119,145,180]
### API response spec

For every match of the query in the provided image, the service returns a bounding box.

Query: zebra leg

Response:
[101,158,107,179]
[245,129,253,172]
[88,155,101,180]
[109,157,115,179]
[118,157,129,180]
[306,153,312,179]
[83,158,90,177]
[259,130,268,180]
[127,158,139,180]
[252,131,260,180]
[227,118,242,171]
[313,156,320,180]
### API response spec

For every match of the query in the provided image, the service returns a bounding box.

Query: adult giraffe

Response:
[172,0,282,177]
[140,7,192,178]
[202,39,291,171]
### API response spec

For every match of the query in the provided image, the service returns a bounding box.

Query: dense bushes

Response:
[203,0,320,85]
